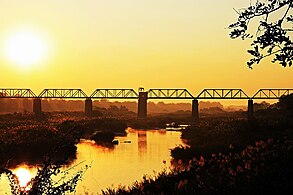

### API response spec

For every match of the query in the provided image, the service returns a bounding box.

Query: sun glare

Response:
[4,30,48,69]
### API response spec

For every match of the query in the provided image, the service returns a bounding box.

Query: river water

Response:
[0,128,184,194]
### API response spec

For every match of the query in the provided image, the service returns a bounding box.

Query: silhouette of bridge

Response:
[0,88,293,120]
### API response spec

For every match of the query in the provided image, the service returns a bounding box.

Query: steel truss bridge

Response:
[0,88,292,99]
[1,88,292,119]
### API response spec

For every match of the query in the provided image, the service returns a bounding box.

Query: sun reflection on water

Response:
[13,166,35,191]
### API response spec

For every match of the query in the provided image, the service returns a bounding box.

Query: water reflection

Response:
[0,129,184,194]
[14,167,32,188]
[0,144,77,169]
[73,129,183,194]
[0,165,37,194]
[138,131,147,157]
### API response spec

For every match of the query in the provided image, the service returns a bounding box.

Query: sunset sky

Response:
[0,0,292,97]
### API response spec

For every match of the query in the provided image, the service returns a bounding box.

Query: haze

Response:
[0,0,292,96]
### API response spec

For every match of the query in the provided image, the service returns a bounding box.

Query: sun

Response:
[4,30,48,69]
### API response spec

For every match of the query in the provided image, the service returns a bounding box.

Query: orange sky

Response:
[0,0,292,98]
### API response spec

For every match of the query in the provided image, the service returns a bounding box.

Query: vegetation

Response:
[0,122,78,168]
[171,97,293,162]
[229,0,293,68]
[102,138,293,194]
[0,116,89,195]
[0,113,127,168]
[0,112,128,194]
[171,117,292,161]
[278,93,293,116]
[127,113,193,130]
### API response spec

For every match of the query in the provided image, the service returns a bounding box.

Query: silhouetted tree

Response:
[229,0,293,68]
[254,101,271,111]
[278,93,293,116]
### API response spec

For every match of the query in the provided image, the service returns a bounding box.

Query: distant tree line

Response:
[0,99,224,114]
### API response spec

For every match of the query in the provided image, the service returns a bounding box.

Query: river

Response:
[0,128,184,194]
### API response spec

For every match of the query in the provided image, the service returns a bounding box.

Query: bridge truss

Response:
[197,89,250,99]
[90,89,138,99]
[38,89,88,98]
[147,89,194,99]
[0,88,292,100]
[252,89,293,99]
[0,89,36,98]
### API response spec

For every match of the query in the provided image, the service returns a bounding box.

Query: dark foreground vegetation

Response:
[0,113,127,168]
[103,138,293,194]
[171,116,293,162]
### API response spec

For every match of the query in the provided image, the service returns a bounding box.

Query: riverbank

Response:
[0,112,127,168]
[102,108,293,194]
[171,116,293,162]
[103,137,293,194]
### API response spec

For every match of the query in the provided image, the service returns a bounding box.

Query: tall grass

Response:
[102,138,293,194]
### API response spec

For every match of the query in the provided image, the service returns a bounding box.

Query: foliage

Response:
[90,131,115,144]
[103,138,293,194]
[27,160,88,195]
[278,93,293,115]
[229,0,293,68]
[171,116,293,162]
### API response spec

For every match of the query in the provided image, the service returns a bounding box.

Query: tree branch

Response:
[230,0,293,68]
[240,1,290,21]
[279,1,293,25]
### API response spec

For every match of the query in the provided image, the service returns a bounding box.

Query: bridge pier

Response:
[85,98,92,116]
[192,99,199,120]
[33,98,42,116]
[138,92,148,118]
[247,99,254,121]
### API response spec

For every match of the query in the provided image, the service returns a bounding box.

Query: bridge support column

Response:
[85,98,92,116]
[33,98,42,116]
[192,99,199,120]
[138,92,148,118]
[247,99,254,121]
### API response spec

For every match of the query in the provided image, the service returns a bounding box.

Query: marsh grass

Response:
[171,117,293,161]
[103,138,293,194]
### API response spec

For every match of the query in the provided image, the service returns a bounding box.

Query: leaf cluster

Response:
[229,0,293,68]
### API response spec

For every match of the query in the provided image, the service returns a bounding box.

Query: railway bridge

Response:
[0,88,292,120]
